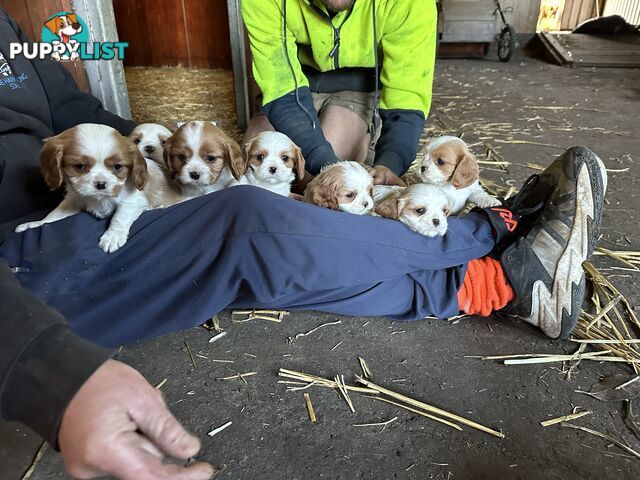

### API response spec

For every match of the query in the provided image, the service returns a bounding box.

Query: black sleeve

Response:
[7,14,135,136]
[0,262,111,448]
[264,87,340,175]
[374,109,425,176]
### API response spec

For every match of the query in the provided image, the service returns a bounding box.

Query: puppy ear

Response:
[68,14,78,24]
[44,16,62,34]
[40,136,65,190]
[451,152,479,189]
[375,191,401,219]
[163,135,175,174]
[293,146,306,182]
[129,143,148,190]
[304,176,339,210]
[226,139,245,180]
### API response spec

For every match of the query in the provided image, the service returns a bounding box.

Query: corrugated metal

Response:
[604,0,640,24]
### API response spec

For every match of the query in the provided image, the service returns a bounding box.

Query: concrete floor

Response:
[2,48,640,479]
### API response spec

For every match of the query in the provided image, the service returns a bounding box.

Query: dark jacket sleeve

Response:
[7,13,135,136]
[264,87,340,175]
[373,109,425,176]
[0,262,111,448]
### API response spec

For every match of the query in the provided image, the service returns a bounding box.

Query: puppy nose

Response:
[362,200,369,208]
[95,181,107,190]
[432,218,440,227]
[189,171,200,180]
[269,166,277,174]
[144,145,155,153]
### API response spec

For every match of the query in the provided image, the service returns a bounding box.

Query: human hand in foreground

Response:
[368,165,406,186]
[58,359,216,480]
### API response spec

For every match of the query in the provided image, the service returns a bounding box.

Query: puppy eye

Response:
[206,154,216,162]
[436,158,445,166]
[133,139,141,144]
[256,154,264,161]
[178,154,186,161]
[160,140,166,146]
[420,166,426,173]
[345,192,355,198]
[415,207,426,215]
[73,163,85,172]
[112,163,122,172]
[281,155,289,162]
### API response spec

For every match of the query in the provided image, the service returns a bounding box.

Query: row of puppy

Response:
[16,121,500,252]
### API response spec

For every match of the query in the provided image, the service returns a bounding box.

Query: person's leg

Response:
[318,91,373,164]
[0,186,496,346]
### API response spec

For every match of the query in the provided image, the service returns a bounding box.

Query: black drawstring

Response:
[371,0,380,137]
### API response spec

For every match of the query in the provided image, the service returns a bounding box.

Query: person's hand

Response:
[58,359,216,480]
[369,165,406,186]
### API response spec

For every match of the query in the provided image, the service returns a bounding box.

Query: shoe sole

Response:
[526,147,607,338]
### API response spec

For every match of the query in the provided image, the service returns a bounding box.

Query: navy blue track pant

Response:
[0,186,495,347]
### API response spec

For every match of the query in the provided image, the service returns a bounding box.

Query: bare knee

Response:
[320,106,370,162]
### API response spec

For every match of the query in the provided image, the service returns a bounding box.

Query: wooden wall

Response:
[560,0,598,29]
[0,0,89,91]
[112,0,232,68]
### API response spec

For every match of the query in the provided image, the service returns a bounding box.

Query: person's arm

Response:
[373,0,437,176]
[0,262,214,479]
[242,0,339,175]
[6,13,135,136]
[0,261,111,446]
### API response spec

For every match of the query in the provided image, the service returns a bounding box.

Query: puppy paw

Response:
[15,221,44,233]
[475,197,502,209]
[99,229,128,253]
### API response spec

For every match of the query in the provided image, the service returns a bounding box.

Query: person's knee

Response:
[223,185,275,211]
[242,115,275,146]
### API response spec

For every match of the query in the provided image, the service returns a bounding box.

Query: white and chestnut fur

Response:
[238,131,305,196]
[303,161,374,215]
[374,184,452,237]
[419,136,500,214]
[163,121,243,198]
[129,123,172,164]
[15,124,183,253]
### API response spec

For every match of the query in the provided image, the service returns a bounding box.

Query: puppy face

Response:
[375,184,451,237]
[243,131,305,184]
[304,161,373,215]
[164,121,243,187]
[45,14,82,37]
[419,136,479,189]
[40,123,147,198]
[130,123,172,163]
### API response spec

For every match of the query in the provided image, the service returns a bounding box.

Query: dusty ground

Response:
[1,48,640,479]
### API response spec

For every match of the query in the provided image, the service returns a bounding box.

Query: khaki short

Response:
[255,90,378,135]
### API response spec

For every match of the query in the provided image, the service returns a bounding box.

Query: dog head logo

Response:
[41,12,89,61]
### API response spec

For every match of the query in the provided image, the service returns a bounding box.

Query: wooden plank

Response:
[184,0,232,69]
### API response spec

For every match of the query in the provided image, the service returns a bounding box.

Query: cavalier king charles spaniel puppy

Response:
[419,136,500,214]
[303,161,374,215]
[238,131,305,196]
[374,184,452,237]
[129,123,172,164]
[16,123,184,253]
[163,121,243,198]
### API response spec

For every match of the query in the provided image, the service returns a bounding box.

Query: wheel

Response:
[497,24,515,62]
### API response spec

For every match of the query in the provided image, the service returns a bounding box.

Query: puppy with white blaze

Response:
[375,184,452,237]
[420,136,501,214]
[303,161,374,215]
[163,121,244,198]
[239,131,305,196]
[15,124,183,253]
[129,123,172,164]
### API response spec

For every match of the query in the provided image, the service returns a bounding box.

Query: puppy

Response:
[163,121,243,198]
[129,123,172,164]
[238,131,305,196]
[15,124,182,253]
[303,161,374,215]
[375,183,452,237]
[419,136,501,214]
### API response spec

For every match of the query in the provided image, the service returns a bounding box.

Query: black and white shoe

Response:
[499,146,607,338]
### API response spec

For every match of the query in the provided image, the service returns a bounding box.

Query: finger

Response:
[388,175,406,187]
[372,173,386,185]
[131,391,202,459]
[112,440,215,480]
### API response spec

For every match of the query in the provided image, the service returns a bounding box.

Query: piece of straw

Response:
[154,378,167,390]
[184,341,197,369]
[20,441,47,480]
[278,368,378,394]
[561,423,640,460]
[356,377,504,438]
[359,357,373,379]
[335,375,356,413]
[364,395,462,431]
[207,421,232,437]
[303,393,317,423]
[540,410,591,427]
[208,331,227,343]
[218,372,257,381]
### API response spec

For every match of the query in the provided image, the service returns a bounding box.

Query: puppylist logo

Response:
[9,12,127,62]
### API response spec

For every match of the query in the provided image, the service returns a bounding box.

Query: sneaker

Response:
[499,146,607,338]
